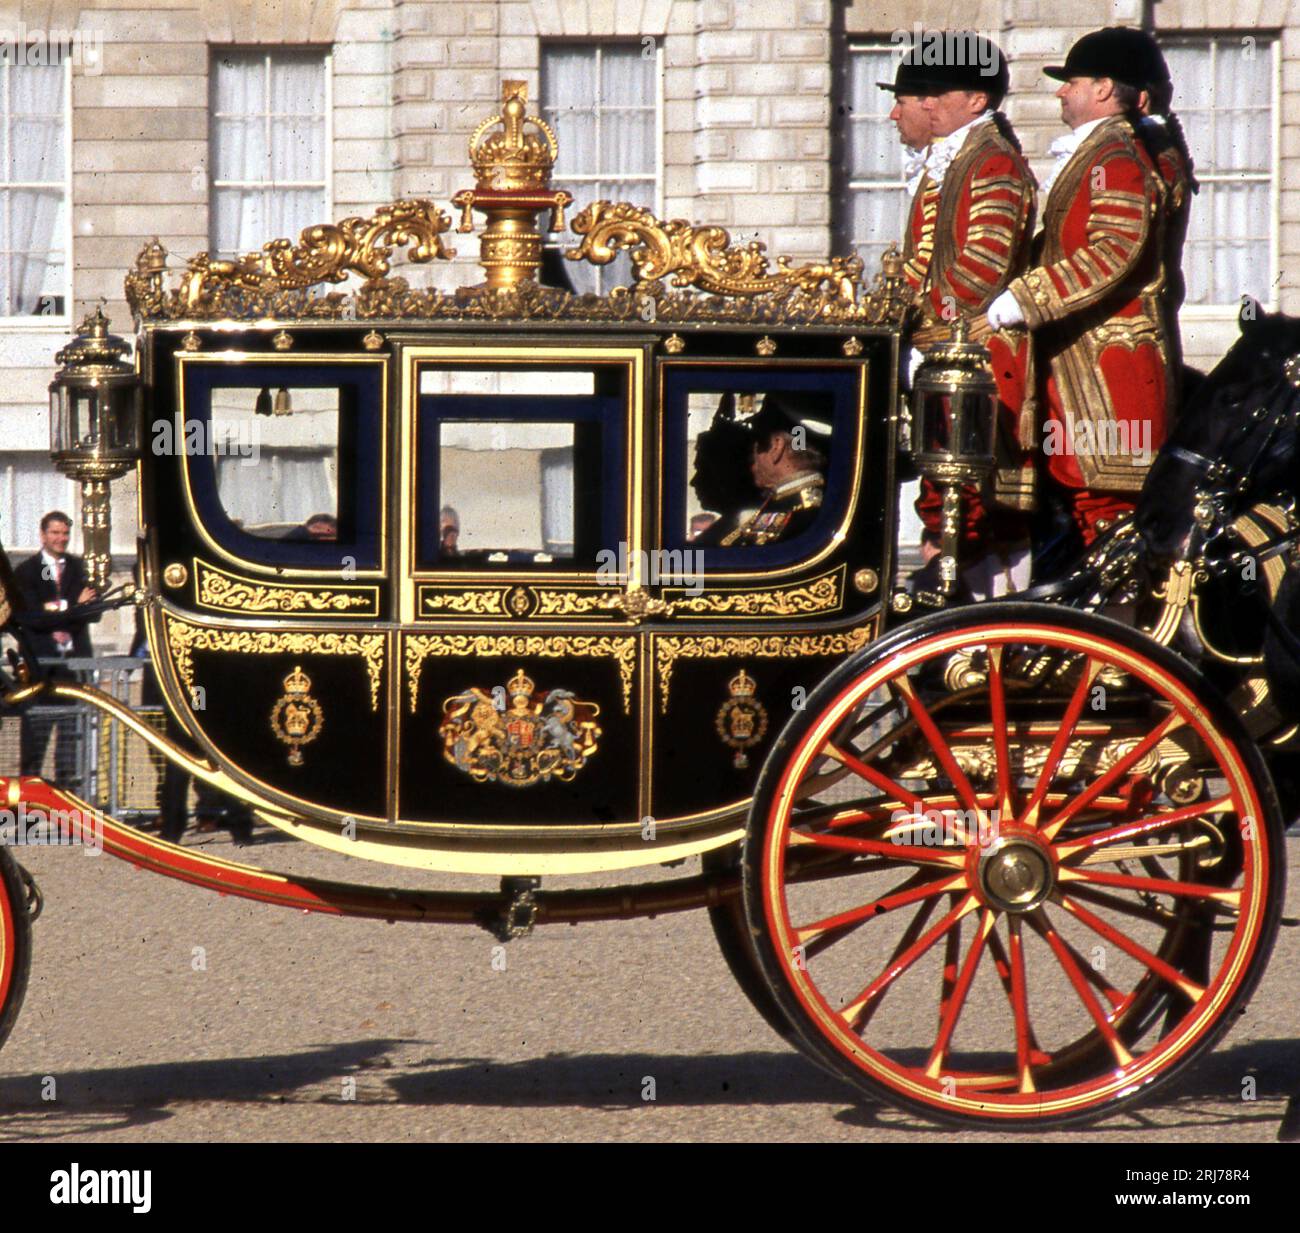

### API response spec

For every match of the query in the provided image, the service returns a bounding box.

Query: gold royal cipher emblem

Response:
[715,668,769,769]
[440,668,602,788]
[270,665,324,766]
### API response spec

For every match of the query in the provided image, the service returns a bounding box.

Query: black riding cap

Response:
[1045,27,1168,89]
[878,32,1010,107]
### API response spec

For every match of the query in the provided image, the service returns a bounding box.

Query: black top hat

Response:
[1045,27,1167,89]
[878,33,1010,107]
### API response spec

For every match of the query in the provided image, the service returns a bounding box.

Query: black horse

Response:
[1136,300,1300,560]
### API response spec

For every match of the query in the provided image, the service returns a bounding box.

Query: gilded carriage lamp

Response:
[48,308,142,592]
[910,320,998,599]
[451,80,573,290]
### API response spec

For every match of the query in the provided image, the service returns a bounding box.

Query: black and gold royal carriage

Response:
[0,82,1295,1129]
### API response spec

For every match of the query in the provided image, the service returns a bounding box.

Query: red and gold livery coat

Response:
[904,118,1037,543]
[1005,114,1170,503]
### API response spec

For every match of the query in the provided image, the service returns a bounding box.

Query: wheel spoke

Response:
[986,646,1017,820]
[1056,894,1207,1002]
[820,742,925,815]
[844,893,981,1029]
[788,829,966,869]
[1057,865,1242,907]
[1041,711,1187,841]
[892,676,992,833]
[1003,918,1037,1092]
[1054,796,1234,862]
[926,907,995,1077]
[794,871,965,946]
[1020,658,1102,828]
[939,896,963,1029]
[1027,907,1134,1066]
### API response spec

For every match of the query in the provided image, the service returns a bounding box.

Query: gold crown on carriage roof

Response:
[282,665,313,696]
[468,81,559,193]
[508,668,536,701]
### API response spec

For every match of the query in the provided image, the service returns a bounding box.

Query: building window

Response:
[0,59,67,318]
[210,48,330,258]
[1161,35,1277,308]
[839,43,909,279]
[541,42,659,294]
[0,454,74,552]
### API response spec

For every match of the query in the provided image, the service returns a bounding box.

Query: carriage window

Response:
[684,388,834,549]
[210,386,339,539]
[415,363,626,572]
[179,358,385,571]
[438,422,575,559]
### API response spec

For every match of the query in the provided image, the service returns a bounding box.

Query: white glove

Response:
[906,346,924,388]
[986,287,1025,331]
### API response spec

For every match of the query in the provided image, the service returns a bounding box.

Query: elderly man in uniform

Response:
[987,28,1171,547]
[881,33,1038,598]
[721,392,831,547]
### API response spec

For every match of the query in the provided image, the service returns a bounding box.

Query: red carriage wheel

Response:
[743,603,1285,1127]
[0,847,33,1055]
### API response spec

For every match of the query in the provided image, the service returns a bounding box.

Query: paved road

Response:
[1,824,1298,1143]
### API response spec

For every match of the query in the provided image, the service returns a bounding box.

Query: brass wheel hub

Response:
[977,834,1054,913]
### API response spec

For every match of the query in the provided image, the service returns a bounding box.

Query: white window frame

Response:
[540,40,663,216]
[0,55,71,328]
[540,40,663,294]
[1162,33,1280,317]
[837,45,909,271]
[208,47,334,257]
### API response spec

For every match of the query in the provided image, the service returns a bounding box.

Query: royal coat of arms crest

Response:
[439,668,602,787]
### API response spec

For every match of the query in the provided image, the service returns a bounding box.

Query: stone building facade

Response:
[0,0,1292,647]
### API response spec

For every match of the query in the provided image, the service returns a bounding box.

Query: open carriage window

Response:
[665,367,863,567]
[178,359,384,571]
[416,365,625,571]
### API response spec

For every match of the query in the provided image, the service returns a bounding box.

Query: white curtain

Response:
[3,62,65,314]
[1165,40,1273,305]
[844,47,907,281]
[540,447,574,555]
[215,450,335,531]
[211,51,326,256]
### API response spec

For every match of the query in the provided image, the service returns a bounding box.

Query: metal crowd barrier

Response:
[0,655,168,821]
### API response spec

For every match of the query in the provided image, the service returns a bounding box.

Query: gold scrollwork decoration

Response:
[419,588,507,616]
[567,201,864,304]
[126,199,457,321]
[197,562,377,617]
[665,572,841,618]
[533,590,615,617]
[406,634,637,715]
[655,624,875,712]
[164,615,385,711]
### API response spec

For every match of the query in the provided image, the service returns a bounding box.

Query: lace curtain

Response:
[1,62,65,315]
[211,50,327,257]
